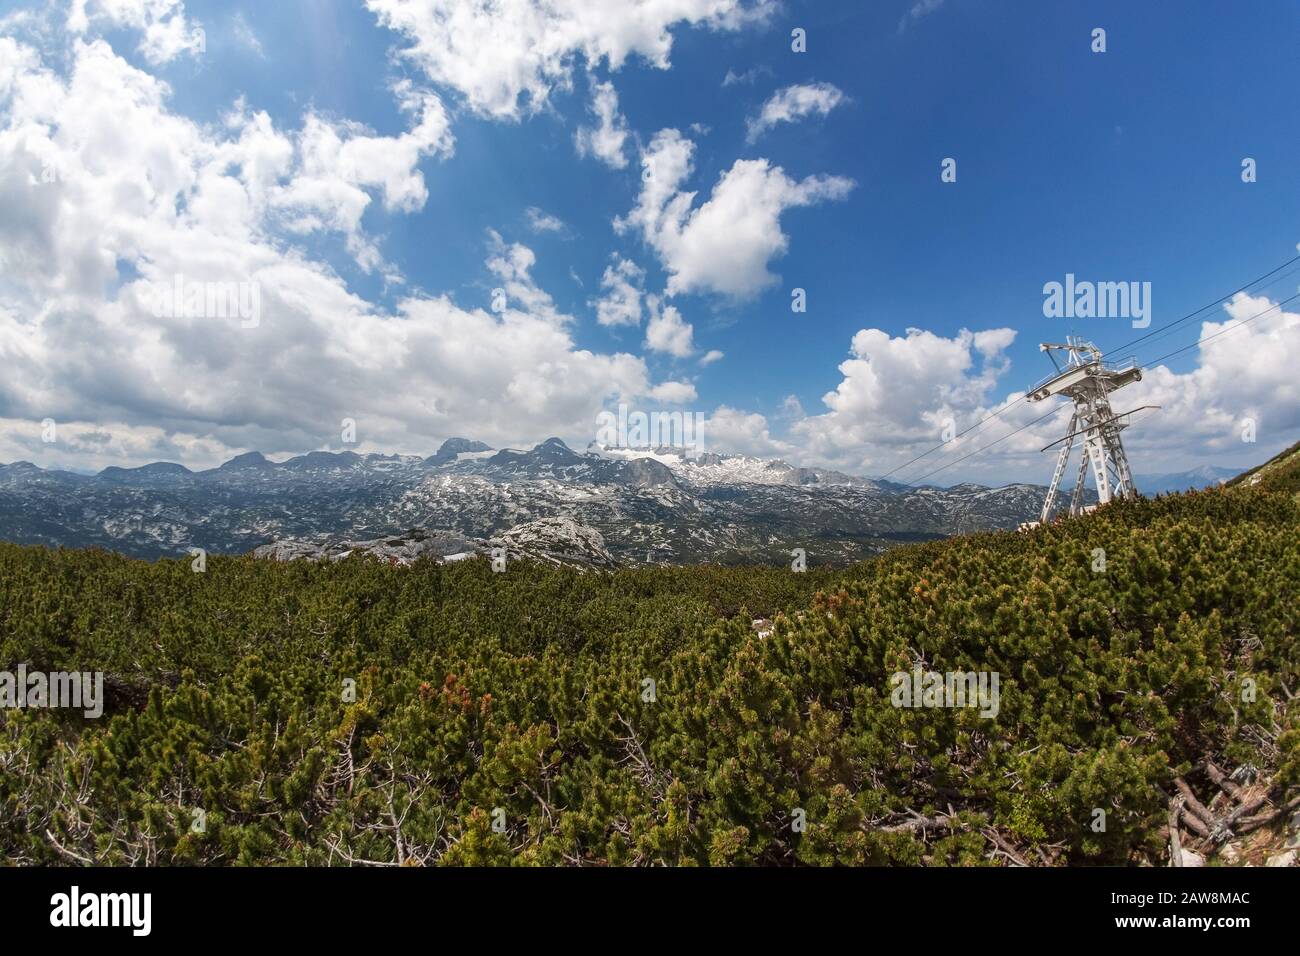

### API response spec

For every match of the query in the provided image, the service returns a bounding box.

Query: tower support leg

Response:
[1085,430,1112,505]
[1069,452,1090,516]
[1040,413,1077,523]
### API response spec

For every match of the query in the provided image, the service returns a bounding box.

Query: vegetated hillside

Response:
[1225,439,1300,496]
[0,480,1296,865]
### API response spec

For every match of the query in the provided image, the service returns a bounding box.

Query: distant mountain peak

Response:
[219,451,273,470]
[428,437,493,465]
[528,437,580,461]
[439,437,492,455]
[282,450,363,471]
[99,461,192,479]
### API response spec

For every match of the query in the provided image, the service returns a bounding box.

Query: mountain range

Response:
[0,438,1080,566]
[1128,465,1242,495]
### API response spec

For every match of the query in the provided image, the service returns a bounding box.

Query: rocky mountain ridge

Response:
[0,437,1082,566]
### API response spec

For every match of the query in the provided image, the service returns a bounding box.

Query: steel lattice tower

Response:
[1028,337,1149,524]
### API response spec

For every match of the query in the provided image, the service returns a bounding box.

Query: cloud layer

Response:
[0,2,1290,490]
[0,36,675,470]
[364,0,775,118]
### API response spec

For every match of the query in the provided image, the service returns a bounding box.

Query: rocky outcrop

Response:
[490,516,617,569]
[251,519,615,570]
[253,529,479,566]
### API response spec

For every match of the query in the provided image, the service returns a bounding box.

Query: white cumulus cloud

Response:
[649,380,697,403]
[574,79,629,169]
[705,405,793,458]
[269,80,454,273]
[70,0,206,65]
[525,206,567,234]
[1118,291,1300,466]
[591,255,645,327]
[364,0,776,119]
[616,128,855,300]
[791,326,1021,477]
[644,295,695,357]
[746,81,846,142]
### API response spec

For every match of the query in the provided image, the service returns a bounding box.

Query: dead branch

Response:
[1168,795,1185,867]
[1173,776,1216,829]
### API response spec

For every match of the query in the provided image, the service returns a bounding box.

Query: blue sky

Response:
[1,0,1297,484]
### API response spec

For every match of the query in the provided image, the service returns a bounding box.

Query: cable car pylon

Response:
[1025,337,1157,525]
